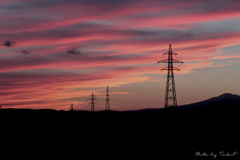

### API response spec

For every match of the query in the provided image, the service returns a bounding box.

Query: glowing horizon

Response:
[0,0,240,111]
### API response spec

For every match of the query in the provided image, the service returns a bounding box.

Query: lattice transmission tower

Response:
[157,44,183,108]
[87,93,98,112]
[106,86,110,111]
[70,102,74,111]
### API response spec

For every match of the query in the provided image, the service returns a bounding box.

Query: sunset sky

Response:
[0,0,240,111]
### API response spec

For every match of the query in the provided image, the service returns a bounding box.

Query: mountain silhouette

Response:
[181,93,240,108]
[179,93,240,112]
[133,93,240,113]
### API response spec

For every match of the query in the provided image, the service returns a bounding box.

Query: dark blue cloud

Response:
[67,48,80,55]
[21,50,30,54]
[1,40,16,47]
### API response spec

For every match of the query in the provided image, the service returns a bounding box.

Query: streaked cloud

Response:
[0,0,240,110]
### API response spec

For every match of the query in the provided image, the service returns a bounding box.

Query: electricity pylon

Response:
[70,102,74,111]
[87,93,98,112]
[157,44,183,108]
[106,86,110,111]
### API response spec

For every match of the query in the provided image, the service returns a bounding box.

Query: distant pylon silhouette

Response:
[87,93,98,112]
[157,44,183,108]
[70,102,74,111]
[106,86,110,111]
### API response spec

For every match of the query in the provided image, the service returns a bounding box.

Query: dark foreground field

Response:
[1,93,239,160]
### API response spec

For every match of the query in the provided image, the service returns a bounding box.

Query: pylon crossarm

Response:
[161,67,180,71]
[173,67,180,71]
[160,67,169,71]
[172,59,184,63]
[163,52,178,56]
[87,98,98,101]
[157,59,183,64]
[157,59,168,63]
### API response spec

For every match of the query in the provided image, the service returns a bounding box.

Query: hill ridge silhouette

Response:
[127,93,240,112]
[0,93,239,113]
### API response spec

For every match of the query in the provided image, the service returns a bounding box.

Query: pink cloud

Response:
[1,0,240,110]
